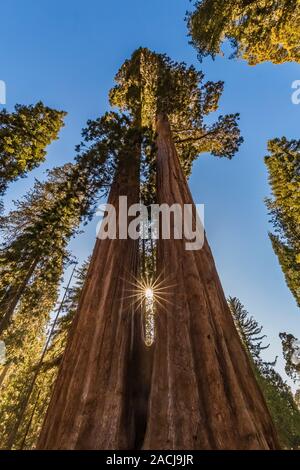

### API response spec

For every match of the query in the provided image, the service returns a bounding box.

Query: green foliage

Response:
[109,48,243,210]
[110,48,243,177]
[0,111,127,336]
[187,0,300,65]
[279,332,300,383]
[265,138,300,307]
[0,102,66,208]
[228,296,272,362]
[228,296,300,449]
[0,281,52,449]
[0,111,139,448]
[256,365,300,449]
[0,261,88,449]
[0,164,82,335]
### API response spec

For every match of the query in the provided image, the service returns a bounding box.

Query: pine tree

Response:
[0,261,89,450]
[228,296,272,364]
[279,332,300,383]
[0,102,66,211]
[0,111,123,445]
[229,298,300,449]
[187,0,300,65]
[265,138,300,307]
[0,112,117,336]
[0,286,50,449]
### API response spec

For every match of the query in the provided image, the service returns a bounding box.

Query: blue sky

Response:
[1,0,299,386]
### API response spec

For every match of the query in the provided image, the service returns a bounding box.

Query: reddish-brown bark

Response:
[142,114,279,450]
[37,147,140,450]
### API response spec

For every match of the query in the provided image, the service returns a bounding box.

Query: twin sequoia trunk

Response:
[142,114,279,450]
[37,149,140,450]
[38,115,278,450]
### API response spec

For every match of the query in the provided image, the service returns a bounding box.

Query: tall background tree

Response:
[265,138,300,307]
[229,297,300,449]
[0,261,89,449]
[0,102,66,212]
[187,0,300,65]
[0,111,118,337]
[0,112,118,449]
[280,332,300,383]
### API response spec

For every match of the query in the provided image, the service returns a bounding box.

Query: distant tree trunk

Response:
[143,114,279,450]
[37,139,140,450]
[0,364,9,389]
[0,256,39,336]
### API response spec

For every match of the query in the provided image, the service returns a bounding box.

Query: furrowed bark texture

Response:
[143,114,279,450]
[37,147,140,450]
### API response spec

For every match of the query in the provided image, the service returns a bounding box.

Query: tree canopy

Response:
[110,48,243,177]
[187,0,300,65]
[0,111,127,336]
[265,137,300,307]
[109,48,243,210]
[0,102,66,210]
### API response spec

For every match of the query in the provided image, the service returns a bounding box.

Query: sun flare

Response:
[124,272,175,347]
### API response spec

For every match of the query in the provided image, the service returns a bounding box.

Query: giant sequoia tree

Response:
[143,115,277,449]
[187,0,300,65]
[0,102,66,211]
[111,48,277,449]
[36,48,279,449]
[265,138,300,307]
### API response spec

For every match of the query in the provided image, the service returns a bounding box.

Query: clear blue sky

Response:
[1,0,299,386]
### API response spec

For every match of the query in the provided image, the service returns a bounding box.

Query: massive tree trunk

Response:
[143,114,279,450]
[37,141,140,450]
